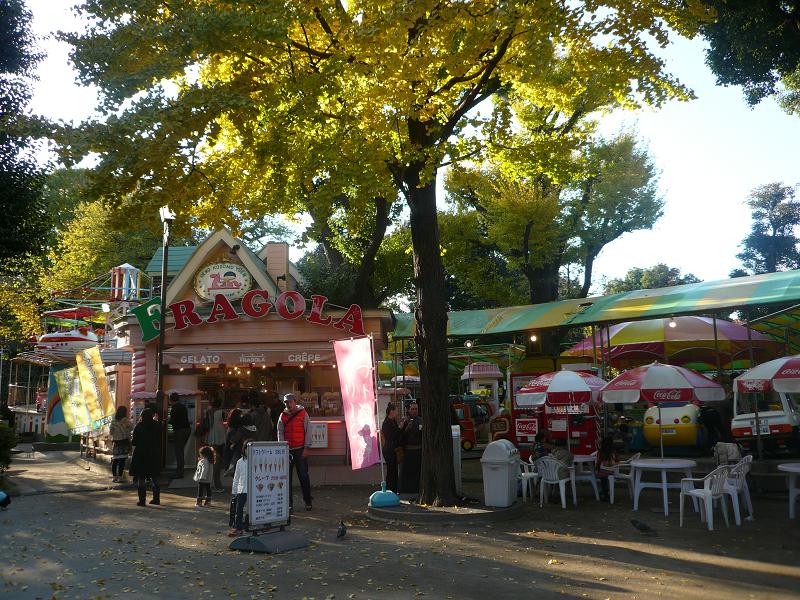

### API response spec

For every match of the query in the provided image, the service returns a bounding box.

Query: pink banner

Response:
[333,337,380,470]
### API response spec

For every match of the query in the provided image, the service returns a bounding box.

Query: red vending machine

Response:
[508,373,546,460]
[544,400,600,456]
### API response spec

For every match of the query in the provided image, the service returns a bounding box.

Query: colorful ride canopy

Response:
[563,316,782,370]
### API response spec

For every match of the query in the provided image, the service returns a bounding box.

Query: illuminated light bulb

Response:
[668,317,677,328]
[529,334,538,342]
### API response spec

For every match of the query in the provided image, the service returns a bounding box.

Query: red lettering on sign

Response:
[169,299,202,331]
[332,304,365,336]
[241,290,272,318]
[307,294,332,326]
[275,291,306,319]
[206,294,240,324]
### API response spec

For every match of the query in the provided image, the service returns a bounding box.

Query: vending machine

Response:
[545,399,600,456]
[508,373,546,459]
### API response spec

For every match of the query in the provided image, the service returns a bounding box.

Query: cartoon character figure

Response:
[208,271,242,290]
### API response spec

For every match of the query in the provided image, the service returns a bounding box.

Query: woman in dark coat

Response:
[381,403,402,493]
[129,408,163,506]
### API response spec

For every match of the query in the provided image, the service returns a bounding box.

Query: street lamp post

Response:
[464,340,473,394]
[156,205,175,465]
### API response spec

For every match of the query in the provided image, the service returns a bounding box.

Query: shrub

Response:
[0,423,18,474]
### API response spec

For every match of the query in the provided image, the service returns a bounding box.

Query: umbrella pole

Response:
[712,314,722,377]
[745,311,763,460]
[591,325,598,368]
[658,403,665,460]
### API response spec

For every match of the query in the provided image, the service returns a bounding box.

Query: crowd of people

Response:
[109,390,315,534]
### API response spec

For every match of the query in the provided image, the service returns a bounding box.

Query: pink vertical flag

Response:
[333,337,380,470]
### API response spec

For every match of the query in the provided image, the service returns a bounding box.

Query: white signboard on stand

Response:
[247,441,290,528]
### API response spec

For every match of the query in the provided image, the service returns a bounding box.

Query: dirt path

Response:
[1,454,799,599]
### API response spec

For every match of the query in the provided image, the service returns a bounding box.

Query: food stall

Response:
[114,229,393,472]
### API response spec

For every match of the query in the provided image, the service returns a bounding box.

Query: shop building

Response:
[113,229,393,466]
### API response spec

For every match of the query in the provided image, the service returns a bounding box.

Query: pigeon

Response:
[630,519,657,536]
[336,520,347,540]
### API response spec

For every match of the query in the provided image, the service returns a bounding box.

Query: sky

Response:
[25,1,800,294]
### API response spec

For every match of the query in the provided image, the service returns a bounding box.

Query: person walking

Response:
[129,407,162,506]
[250,400,272,442]
[168,393,191,479]
[399,401,422,495]
[109,405,133,483]
[277,393,313,511]
[193,445,215,507]
[381,403,402,493]
[205,398,227,492]
[223,407,243,475]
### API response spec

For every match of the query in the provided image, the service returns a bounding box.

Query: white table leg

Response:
[633,467,642,511]
[661,469,669,516]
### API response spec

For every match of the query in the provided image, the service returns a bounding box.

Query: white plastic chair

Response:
[680,466,731,531]
[604,452,641,505]
[573,452,600,501]
[724,455,754,525]
[518,459,539,503]
[535,456,572,509]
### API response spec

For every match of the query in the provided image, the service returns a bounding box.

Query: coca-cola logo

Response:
[515,419,538,436]
[652,390,683,401]
[739,380,768,391]
[614,380,639,387]
[780,368,800,376]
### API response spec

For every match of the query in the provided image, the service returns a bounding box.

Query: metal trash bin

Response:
[452,425,462,497]
[480,439,519,507]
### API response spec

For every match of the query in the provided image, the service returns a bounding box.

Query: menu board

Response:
[247,442,290,527]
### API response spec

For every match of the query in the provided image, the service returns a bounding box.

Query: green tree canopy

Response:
[0,0,46,268]
[701,1,800,107]
[603,264,702,295]
[731,182,800,277]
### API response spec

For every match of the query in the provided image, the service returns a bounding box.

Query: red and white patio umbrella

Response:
[601,362,725,457]
[516,370,607,407]
[734,355,800,393]
[516,370,606,448]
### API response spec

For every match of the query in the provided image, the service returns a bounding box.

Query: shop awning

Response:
[163,344,335,366]
[392,269,800,338]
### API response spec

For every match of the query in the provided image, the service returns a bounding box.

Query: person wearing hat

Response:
[277,393,313,511]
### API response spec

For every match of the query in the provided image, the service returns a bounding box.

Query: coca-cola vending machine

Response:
[545,399,600,456]
[509,373,545,459]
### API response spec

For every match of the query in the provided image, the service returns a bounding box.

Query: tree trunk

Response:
[349,197,391,308]
[579,249,598,298]
[405,168,457,506]
[526,263,560,304]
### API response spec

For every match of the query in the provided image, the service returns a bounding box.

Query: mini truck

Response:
[731,388,800,454]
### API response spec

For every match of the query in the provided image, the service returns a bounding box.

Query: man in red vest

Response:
[277,393,313,511]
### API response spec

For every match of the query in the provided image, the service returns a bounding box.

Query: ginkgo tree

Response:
[60,1,712,505]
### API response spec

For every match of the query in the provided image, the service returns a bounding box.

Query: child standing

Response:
[193,446,215,507]
[596,436,618,502]
[228,443,249,537]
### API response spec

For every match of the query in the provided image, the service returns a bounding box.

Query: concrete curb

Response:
[367,501,524,525]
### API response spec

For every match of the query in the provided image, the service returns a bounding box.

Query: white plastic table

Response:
[631,458,697,516]
[777,463,800,519]
[572,454,600,501]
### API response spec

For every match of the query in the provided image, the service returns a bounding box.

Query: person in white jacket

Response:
[193,446,215,507]
[228,444,249,536]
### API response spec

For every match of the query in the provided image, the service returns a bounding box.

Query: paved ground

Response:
[2,450,800,600]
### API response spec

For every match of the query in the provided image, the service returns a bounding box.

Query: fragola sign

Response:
[131,291,365,343]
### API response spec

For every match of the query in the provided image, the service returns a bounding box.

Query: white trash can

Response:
[480,439,519,507]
